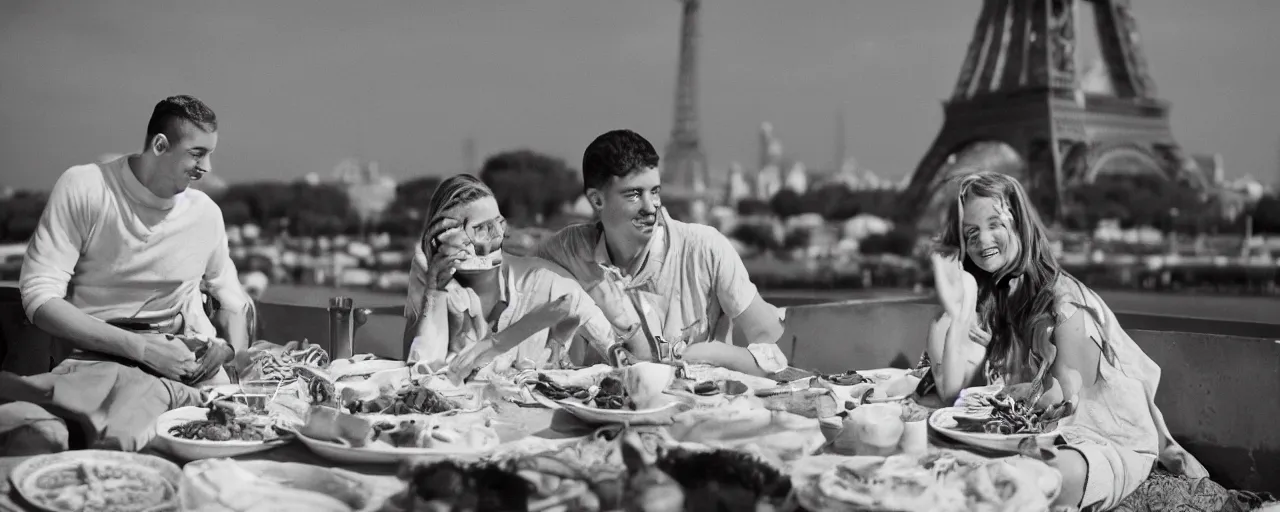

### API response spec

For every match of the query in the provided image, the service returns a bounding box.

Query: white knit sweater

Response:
[19,155,244,336]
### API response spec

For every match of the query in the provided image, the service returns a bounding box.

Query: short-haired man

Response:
[534,130,789,376]
[0,95,250,453]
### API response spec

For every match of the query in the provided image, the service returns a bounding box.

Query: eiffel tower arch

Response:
[898,0,1202,230]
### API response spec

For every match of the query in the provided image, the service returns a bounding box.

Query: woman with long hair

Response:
[924,171,1269,510]
[402,174,643,378]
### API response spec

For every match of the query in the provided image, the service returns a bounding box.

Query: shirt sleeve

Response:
[19,167,97,321]
[201,210,249,314]
[704,229,759,319]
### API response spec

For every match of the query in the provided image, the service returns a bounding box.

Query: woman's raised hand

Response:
[931,253,978,320]
[423,217,467,291]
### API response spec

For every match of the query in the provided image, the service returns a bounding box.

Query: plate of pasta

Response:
[929,390,1074,453]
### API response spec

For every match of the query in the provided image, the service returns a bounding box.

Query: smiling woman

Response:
[917,171,1275,510]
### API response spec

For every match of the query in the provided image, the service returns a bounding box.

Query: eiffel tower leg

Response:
[899,132,961,227]
[1022,137,1066,224]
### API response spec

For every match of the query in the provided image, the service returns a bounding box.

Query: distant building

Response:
[755,165,783,200]
[1183,153,1267,220]
[724,162,752,205]
[332,159,397,225]
[809,158,906,192]
[784,162,808,194]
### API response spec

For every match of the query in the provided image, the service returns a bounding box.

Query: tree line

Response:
[3,156,1279,242]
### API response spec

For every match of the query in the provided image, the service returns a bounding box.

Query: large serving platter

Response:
[152,406,292,461]
[293,413,500,465]
[517,364,712,425]
[777,367,921,407]
[529,392,689,426]
[10,450,183,512]
[928,406,1060,454]
[177,459,383,512]
[789,452,1061,512]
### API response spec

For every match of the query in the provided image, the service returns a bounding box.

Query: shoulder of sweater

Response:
[182,188,219,209]
[54,162,110,193]
[174,188,225,224]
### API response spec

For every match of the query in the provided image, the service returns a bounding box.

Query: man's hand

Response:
[186,338,235,385]
[138,333,198,381]
[445,299,580,384]
[445,335,497,386]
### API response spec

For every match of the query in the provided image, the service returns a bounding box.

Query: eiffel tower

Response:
[897,0,1203,229]
[662,0,710,224]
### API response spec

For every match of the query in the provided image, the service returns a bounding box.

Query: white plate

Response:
[294,413,498,465]
[294,432,491,465]
[790,453,1061,511]
[859,367,911,383]
[518,365,615,387]
[530,392,688,426]
[329,358,408,381]
[153,406,291,461]
[506,366,615,406]
[806,368,918,405]
[928,406,1059,453]
[11,450,182,512]
[178,459,376,511]
[680,364,781,392]
[862,368,920,404]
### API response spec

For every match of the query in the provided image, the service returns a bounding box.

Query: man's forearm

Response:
[212,301,250,354]
[31,299,145,362]
[680,343,767,377]
[405,291,450,362]
[737,296,786,346]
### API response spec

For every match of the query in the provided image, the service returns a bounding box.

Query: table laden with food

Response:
[0,339,1073,512]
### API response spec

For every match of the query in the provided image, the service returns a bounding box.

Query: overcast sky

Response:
[2,0,1277,190]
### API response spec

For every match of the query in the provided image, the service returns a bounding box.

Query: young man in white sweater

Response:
[0,95,251,453]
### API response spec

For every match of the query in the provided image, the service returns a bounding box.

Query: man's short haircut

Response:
[582,129,660,192]
[145,95,218,146]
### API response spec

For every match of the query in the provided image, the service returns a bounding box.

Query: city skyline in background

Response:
[2,0,1278,191]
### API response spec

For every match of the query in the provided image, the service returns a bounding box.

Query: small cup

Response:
[899,419,928,455]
